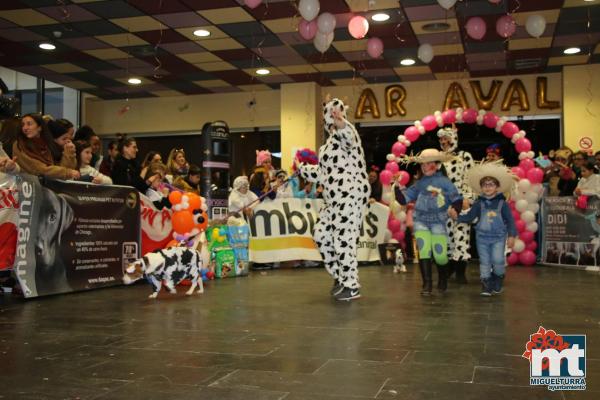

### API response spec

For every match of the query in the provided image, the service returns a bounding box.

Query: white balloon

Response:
[317,12,336,34]
[515,199,529,212]
[517,179,531,192]
[298,0,320,22]
[526,222,538,233]
[417,43,434,63]
[382,191,393,204]
[513,239,525,253]
[313,31,333,53]
[527,203,539,214]
[397,210,407,222]
[525,191,539,204]
[390,200,400,214]
[512,190,525,201]
[521,210,535,223]
[383,229,392,242]
[532,183,545,196]
[525,14,546,38]
[437,0,457,10]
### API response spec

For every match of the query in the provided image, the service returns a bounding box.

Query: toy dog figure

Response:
[393,248,407,273]
[123,247,204,299]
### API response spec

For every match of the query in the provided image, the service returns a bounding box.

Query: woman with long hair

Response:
[111,137,158,193]
[166,148,189,181]
[12,113,79,179]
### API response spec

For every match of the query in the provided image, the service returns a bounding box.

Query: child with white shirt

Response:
[75,140,112,185]
[575,162,600,209]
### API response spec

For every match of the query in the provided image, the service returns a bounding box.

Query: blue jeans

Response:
[477,235,506,279]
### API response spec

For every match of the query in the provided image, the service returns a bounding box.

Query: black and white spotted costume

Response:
[299,99,370,290]
[438,127,475,262]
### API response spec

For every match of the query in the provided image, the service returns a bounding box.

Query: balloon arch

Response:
[380,107,543,266]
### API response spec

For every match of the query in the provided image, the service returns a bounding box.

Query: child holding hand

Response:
[449,161,517,296]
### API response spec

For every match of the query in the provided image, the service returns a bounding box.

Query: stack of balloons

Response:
[379,107,542,266]
[166,191,209,248]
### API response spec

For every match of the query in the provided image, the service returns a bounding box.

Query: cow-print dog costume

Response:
[298,98,370,300]
[438,126,475,282]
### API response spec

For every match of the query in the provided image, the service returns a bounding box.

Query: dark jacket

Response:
[111,155,148,193]
[458,193,517,239]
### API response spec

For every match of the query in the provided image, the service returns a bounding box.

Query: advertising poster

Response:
[0,173,18,270]
[541,196,600,270]
[15,175,140,298]
[247,199,388,263]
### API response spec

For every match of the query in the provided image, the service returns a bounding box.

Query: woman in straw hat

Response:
[395,148,463,296]
[449,160,517,296]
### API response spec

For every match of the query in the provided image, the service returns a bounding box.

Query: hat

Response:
[292,148,318,171]
[256,149,271,166]
[486,143,502,156]
[407,148,456,164]
[466,160,517,194]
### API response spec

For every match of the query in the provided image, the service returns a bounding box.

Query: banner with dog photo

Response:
[247,198,388,263]
[15,174,141,298]
[541,196,600,270]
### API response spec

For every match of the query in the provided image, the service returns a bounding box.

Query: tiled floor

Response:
[0,263,598,399]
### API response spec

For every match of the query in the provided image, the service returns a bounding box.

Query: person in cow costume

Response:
[297,98,370,301]
[437,125,475,283]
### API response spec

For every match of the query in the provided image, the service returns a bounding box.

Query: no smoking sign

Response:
[580,136,593,150]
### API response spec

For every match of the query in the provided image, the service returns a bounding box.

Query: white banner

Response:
[247,198,388,263]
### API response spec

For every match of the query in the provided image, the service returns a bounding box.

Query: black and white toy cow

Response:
[393,248,407,273]
[123,247,204,299]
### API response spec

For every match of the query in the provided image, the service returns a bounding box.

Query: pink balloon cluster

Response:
[381,107,541,267]
[465,14,517,40]
[387,214,407,248]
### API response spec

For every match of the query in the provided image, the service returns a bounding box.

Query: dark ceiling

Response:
[0,0,597,99]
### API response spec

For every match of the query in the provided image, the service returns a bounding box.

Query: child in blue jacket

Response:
[449,161,517,296]
[395,149,463,296]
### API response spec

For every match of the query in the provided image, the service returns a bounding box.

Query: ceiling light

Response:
[371,13,390,22]
[256,68,270,75]
[193,29,211,37]
[400,58,416,66]
[128,77,142,85]
[564,47,581,55]
[39,43,56,50]
[584,0,595,2]
[422,22,451,32]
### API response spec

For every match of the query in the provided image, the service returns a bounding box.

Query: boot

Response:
[418,259,432,296]
[480,277,493,297]
[492,274,504,294]
[445,259,456,278]
[455,261,468,284]
[436,264,447,292]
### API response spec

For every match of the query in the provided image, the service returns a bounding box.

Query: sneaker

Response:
[330,280,344,296]
[334,287,361,301]
[480,279,493,297]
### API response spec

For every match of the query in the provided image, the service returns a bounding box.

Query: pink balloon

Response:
[512,210,520,221]
[519,250,536,266]
[489,0,502,3]
[380,170,392,185]
[511,166,525,179]
[421,115,437,131]
[348,15,369,39]
[515,138,532,153]
[516,219,526,233]
[526,241,538,252]
[367,37,384,58]
[442,109,456,125]
[404,126,420,142]
[501,122,519,138]
[398,170,410,186]
[244,0,262,9]
[509,200,515,210]
[507,252,519,266]
[393,230,405,242]
[519,158,534,171]
[520,230,534,243]
[462,108,478,123]
[466,17,486,40]
[386,161,399,174]
[483,112,498,129]
[388,217,401,233]
[496,15,516,38]
[392,141,407,157]
[298,18,318,40]
[527,167,544,184]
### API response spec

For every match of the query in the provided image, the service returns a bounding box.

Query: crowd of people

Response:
[2,110,600,300]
